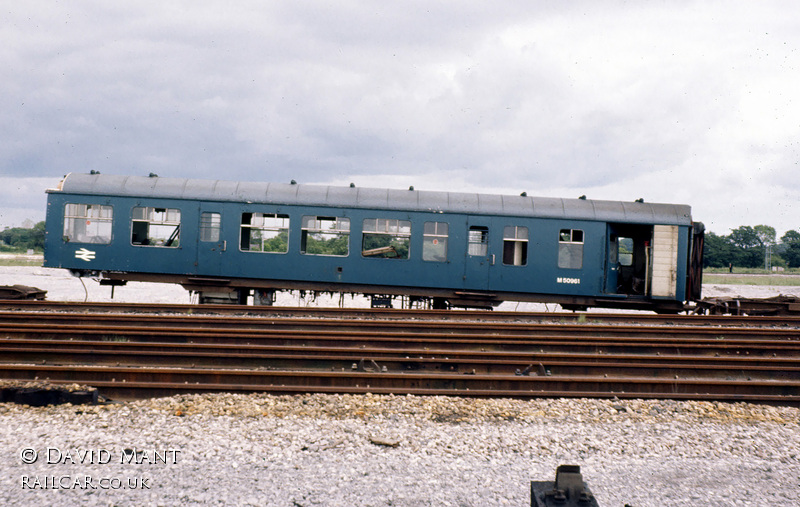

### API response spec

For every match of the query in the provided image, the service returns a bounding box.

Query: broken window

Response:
[301,216,349,256]
[558,229,584,269]
[362,218,411,259]
[131,207,181,247]
[502,226,528,266]
[63,203,113,244]
[240,213,289,253]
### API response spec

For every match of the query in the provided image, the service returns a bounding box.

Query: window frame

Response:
[63,203,114,244]
[558,228,584,269]
[361,218,412,260]
[130,206,181,248]
[502,225,528,266]
[422,221,449,262]
[467,226,489,257]
[618,236,634,267]
[200,212,221,243]
[239,212,290,253]
[300,216,350,257]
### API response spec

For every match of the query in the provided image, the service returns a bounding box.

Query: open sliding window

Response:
[362,219,411,259]
[422,221,448,262]
[131,207,181,247]
[63,204,113,244]
[240,213,289,253]
[301,216,349,256]
[503,226,528,266]
[558,229,584,269]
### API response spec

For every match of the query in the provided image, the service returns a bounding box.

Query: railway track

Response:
[3,300,800,327]
[1,305,799,404]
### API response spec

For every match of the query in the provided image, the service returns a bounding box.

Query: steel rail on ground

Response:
[2,300,800,327]
[1,307,799,404]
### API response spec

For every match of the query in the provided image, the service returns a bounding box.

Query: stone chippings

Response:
[1,394,798,506]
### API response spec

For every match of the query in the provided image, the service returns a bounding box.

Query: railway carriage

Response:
[44,172,704,312]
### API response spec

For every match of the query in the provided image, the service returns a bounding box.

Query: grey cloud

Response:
[2,2,800,235]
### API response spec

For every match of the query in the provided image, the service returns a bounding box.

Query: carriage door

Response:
[196,207,225,276]
[464,217,493,290]
[650,225,679,298]
[605,223,654,296]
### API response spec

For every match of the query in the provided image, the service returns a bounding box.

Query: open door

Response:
[605,232,619,294]
[606,223,682,299]
[605,224,652,296]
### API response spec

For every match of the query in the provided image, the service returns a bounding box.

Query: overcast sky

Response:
[2,1,798,237]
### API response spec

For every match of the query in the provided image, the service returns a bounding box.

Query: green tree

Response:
[262,231,289,253]
[728,226,761,248]
[0,221,45,251]
[754,225,776,247]
[728,225,766,268]
[305,233,349,256]
[781,229,800,268]
[702,231,736,268]
[782,230,800,244]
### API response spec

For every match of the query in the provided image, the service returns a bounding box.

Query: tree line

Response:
[0,221,45,252]
[703,225,800,269]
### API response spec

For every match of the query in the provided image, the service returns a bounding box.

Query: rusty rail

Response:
[2,300,800,327]
[1,309,799,403]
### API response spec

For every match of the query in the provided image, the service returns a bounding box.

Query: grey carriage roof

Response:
[51,173,693,226]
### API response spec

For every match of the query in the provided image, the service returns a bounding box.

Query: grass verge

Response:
[703,274,800,286]
[0,255,44,267]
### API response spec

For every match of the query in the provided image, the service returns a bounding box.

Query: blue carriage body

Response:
[44,173,703,311]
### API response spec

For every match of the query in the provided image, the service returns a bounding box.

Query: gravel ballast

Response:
[1,394,799,506]
[1,265,799,505]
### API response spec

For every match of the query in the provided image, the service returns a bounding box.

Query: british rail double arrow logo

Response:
[74,248,96,262]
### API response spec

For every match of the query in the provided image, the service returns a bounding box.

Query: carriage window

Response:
[131,207,181,247]
[468,226,489,256]
[301,216,349,256]
[63,204,113,244]
[423,221,448,262]
[618,236,634,266]
[200,212,221,242]
[558,229,583,269]
[362,218,411,259]
[502,226,528,266]
[240,213,289,253]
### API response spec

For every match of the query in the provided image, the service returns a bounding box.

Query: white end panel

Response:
[651,225,679,297]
